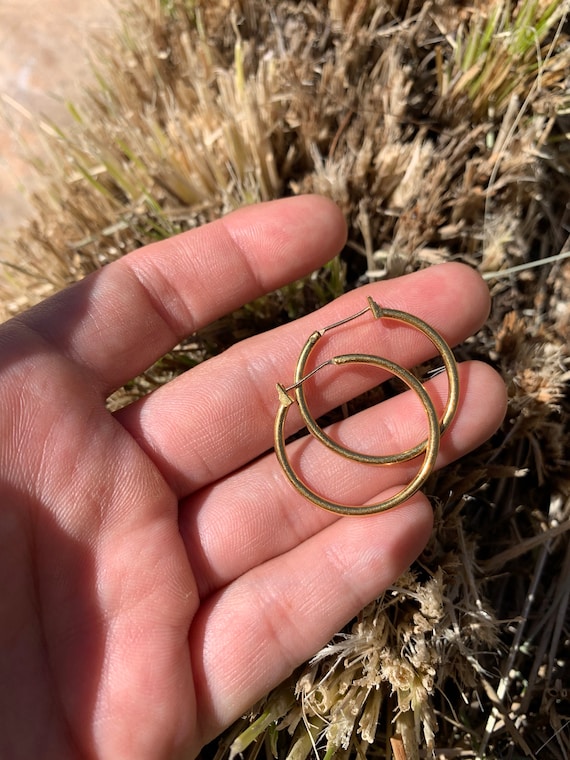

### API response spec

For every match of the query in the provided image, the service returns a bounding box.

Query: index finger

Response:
[11,196,346,393]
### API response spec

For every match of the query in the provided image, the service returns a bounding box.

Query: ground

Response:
[0,0,114,233]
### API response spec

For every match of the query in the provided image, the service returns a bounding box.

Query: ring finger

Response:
[179,359,507,598]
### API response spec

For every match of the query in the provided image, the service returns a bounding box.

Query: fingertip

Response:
[276,194,348,260]
[275,195,348,263]
[297,193,348,243]
[369,494,434,579]
[271,193,347,237]
[330,493,434,602]
[222,195,347,277]
[436,359,507,467]
[465,358,509,423]
[434,261,492,326]
[368,262,491,349]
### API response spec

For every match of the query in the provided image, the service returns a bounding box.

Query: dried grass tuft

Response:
[2,0,570,757]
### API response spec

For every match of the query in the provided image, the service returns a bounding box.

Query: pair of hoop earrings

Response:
[274,297,460,516]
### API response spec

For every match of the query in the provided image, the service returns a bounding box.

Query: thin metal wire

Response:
[318,305,371,334]
[283,360,334,394]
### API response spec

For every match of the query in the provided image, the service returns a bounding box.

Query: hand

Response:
[0,196,506,759]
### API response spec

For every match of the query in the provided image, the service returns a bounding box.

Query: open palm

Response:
[0,196,506,759]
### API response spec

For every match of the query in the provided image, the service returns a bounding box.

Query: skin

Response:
[0,196,507,759]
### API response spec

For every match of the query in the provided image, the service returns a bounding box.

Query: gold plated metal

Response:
[274,353,441,516]
[274,298,461,515]
[295,297,460,464]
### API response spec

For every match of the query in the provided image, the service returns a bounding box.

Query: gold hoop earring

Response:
[274,353,441,516]
[294,297,459,464]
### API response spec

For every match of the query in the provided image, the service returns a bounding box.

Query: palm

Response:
[0,197,506,759]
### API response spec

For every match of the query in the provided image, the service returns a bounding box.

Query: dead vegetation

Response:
[1,0,569,757]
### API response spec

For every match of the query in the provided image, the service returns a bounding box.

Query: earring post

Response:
[283,359,334,394]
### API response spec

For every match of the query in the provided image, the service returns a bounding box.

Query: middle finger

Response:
[115,263,489,498]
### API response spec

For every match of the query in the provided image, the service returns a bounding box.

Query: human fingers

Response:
[190,491,433,745]
[116,262,491,497]
[180,359,507,598]
[9,196,346,393]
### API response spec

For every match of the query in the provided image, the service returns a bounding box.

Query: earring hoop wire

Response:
[294,298,459,465]
[274,353,440,516]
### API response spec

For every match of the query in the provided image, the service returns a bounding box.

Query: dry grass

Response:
[1,0,569,757]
